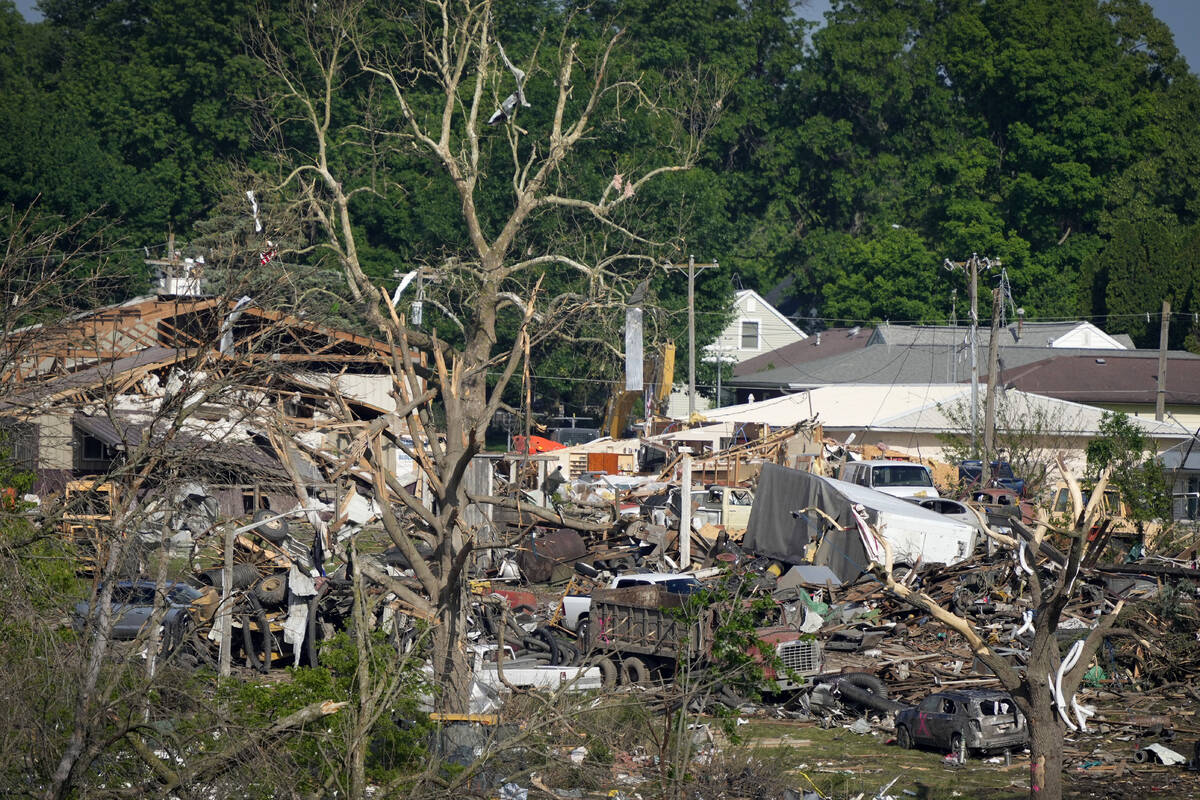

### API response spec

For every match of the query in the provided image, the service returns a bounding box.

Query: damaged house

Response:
[0,292,421,526]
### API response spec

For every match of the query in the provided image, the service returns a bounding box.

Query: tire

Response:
[201,563,260,590]
[833,673,905,715]
[621,656,650,686]
[255,574,287,607]
[951,732,967,762]
[159,614,187,655]
[240,612,261,671]
[596,656,618,689]
[896,725,913,750]
[252,510,288,544]
[576,617,590,649]
[250,598,275,672]
[835,672,889,696]
[557,641,580,667]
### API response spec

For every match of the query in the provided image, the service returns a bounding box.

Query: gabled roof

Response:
[871,322,1131,350]
[731,290,808,340]
[734,340,1200,395]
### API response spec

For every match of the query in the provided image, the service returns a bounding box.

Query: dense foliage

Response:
[4,0,1200,406]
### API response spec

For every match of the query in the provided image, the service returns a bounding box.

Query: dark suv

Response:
[895,689,1027,758]
[958,460,1026,496]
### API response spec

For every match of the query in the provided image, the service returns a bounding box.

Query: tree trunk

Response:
[432,582,473,715]
[1027,699,1064,800]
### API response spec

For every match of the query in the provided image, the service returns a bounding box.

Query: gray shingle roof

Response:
[733,342,1200,392]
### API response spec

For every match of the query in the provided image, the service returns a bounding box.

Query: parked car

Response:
[839,459,940,499]
[895,689,1027,759]
[73,580,218,649]
[958,460,1026,496]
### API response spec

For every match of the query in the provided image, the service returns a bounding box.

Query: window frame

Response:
[739,318,761,351]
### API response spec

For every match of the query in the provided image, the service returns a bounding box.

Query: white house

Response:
[667,289,807,417]
[706,289,808,368]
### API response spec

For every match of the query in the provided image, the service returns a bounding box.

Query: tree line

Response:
[4,0,1200,395]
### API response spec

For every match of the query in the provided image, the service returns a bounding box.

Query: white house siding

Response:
[707,290,806,367]
[1047,323,1129,350]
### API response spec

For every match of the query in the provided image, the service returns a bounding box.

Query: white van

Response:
[839,459,939,499]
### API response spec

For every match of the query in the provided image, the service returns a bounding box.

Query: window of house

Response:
[0,420,37,471]
[81,435,114,462]
[740,320,760,350]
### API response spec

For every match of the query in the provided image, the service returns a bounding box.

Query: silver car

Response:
[895,690,1027,758]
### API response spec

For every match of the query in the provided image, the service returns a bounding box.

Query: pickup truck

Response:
[470,644,602,693]
[560,572,702,641]
[585,583,824,691]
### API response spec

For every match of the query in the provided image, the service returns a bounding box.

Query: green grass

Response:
[729,719,1028,800]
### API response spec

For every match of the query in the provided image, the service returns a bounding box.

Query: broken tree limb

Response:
[184,700,350,790]
[466,492,614,531]
[358,562,436,620]
[864,508,1023,691]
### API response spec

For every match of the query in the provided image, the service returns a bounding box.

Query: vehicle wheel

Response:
[951,732,967,762]
[159,615,187,655]
[252,509,288,544]
[896,725,913,750]
[596,657,618,689]
[621,656,650,686]
[255,574,287,607]
[576,617,590,648]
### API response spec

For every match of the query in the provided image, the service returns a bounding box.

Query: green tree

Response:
[1085,410,1171,530]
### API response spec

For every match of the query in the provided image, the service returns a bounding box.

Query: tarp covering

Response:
[745,463,870,583]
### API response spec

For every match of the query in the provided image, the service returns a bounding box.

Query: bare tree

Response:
[870,458,1126,800]
[252,0,717,713]
[937,393,1085,495]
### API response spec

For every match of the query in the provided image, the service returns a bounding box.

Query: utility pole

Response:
[679,448,693,570]
[715,341,722,409]
[944,253,999,457]
[1157,299,1171,421]
[666,255,719,418]
[982,287,1004,485]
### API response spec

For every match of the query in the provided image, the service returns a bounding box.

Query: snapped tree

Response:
[870,458,1127,800]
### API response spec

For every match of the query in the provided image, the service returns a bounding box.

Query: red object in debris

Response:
[512,435,566,454]
[489,589,538,614]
